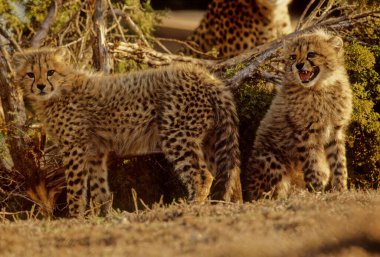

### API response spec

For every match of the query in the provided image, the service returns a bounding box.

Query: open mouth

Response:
[298,67,320,83]
[38,91,46,96]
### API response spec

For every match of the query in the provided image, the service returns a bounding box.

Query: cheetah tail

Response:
[211,89,242,203]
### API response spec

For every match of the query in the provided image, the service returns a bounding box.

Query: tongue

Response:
[299,71,312,82]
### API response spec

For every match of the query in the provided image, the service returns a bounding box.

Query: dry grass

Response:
[0,190,379,257]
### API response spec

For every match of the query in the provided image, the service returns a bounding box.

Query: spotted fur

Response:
[245,30,352,200]
[182,0,292,58]
[13,48,242,217]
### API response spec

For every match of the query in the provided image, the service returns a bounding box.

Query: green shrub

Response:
[345,43,380,189]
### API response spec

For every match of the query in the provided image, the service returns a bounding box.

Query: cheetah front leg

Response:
[300,146,330,192]
[63,146,89,217]
[325,131,348,191]
[87,152,112,216]
[161,135,214,203]
[245,151,288,201]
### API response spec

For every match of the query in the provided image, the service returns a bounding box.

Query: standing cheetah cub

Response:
[246,30,352,200]
[13,48,242,217]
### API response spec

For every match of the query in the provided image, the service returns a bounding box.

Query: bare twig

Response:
[61,36,84,47]
[224,41,283,88]
[296,0,318,31]
[31,0,63,48]
[153,38,172,54]
[258,71,282,85]
[156,37,214,58]
[112,8,150,47]
[124,15,150,47]
[53,0,88,40]
[0,26,22,52]
[301,0,328,30]
[109,41,211,67]
[0,46,15,75]
[78,1,94,60]
[106,0,127,42]
[318,2,355,21]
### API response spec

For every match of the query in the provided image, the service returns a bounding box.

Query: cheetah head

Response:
[284,30,344,88]
[12,48,71,101]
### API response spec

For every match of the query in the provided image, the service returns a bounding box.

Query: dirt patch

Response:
[1,190,380,257]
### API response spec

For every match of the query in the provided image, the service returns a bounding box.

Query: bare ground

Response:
[0,190,380,257]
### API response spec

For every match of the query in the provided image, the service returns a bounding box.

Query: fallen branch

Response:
[109,1,379,88]
[109,41,213,67]
[155,37,214,58]
[111,7,150,47]
[225,3,380,87]
[0,26,22,52]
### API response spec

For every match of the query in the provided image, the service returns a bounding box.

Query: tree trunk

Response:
[92,0,113,73]
[0,49,38,182]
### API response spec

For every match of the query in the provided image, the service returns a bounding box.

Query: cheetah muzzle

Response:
[299,67,320,84]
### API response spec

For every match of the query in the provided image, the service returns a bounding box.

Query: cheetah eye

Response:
[307,52,316,58]
[290,54,296,60]
[47,70,55,76]
[26,72,34,78]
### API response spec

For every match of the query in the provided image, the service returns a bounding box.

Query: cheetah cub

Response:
[13,48,242,217]
[245,30,352,200]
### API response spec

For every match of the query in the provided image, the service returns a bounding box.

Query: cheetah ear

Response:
[53,47,70,61]
[328,36,344,53]
[11,52,27,68]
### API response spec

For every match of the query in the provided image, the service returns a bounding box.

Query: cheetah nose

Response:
[296,63,304,70]
[37,84,46,91]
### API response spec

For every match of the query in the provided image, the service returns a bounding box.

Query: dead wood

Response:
[92,0,113,72]
[110,1,380,88]
[31,0,63,48]
[109,41,212,67]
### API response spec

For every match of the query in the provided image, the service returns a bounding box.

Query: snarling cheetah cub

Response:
[13,48,242,217]
[246,30,352,200]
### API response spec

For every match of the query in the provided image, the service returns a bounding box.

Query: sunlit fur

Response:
[245,30,352,200]
[257,0,292,10]
[13,48,242,217]
[182,0,292,58]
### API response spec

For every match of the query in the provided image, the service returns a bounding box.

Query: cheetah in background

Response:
[245,30,352,200]
[182,0,292,58]
[13,48,242,217]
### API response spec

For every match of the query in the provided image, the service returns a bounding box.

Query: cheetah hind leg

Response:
[245,152,289,201]
[63,146,89,218]
[202,141,243,203]
[161,136,214,203]
[203,128,242,203]
[88,153,112,217]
